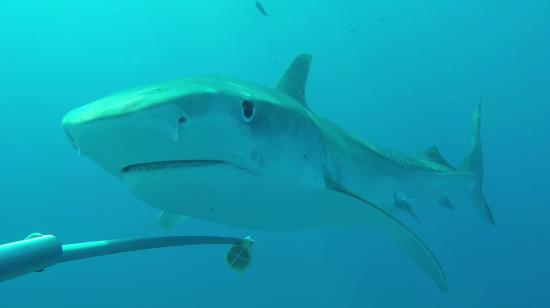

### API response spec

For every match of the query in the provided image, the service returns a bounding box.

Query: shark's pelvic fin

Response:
[394,193,420,221]
[419,146,455,170]
[276,53,312,107]
[157,211,188,230]
[326,179,447,292]
[437,197,455,210]
[461,98,495,225]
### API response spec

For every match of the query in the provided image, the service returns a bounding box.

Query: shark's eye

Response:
[241,100,255,123]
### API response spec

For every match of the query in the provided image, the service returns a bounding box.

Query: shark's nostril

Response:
[178,116,187,125]
[170,116,187,142]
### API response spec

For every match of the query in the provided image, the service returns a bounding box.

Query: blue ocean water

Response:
[1,0,549,307]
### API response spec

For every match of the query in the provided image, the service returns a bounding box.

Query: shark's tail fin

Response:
[461,98,495,225]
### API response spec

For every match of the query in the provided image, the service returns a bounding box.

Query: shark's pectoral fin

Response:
[325,181,447,292]
[157,211,188,230]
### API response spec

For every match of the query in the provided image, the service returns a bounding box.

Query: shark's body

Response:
[62,54,494,292]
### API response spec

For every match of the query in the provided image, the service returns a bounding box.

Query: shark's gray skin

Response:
[62,54,494,292]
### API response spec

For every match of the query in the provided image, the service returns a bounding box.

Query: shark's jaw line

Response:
[121,159,255,175]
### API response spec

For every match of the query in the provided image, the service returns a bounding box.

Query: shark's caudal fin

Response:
[461,98,495,225]
[276,53,312,107]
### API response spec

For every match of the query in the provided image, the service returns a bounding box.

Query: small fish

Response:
[348,27,359,34]
[377,18,387,22]
[255,1,269,16]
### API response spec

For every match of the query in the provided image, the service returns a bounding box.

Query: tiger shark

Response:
[62,53,494,292]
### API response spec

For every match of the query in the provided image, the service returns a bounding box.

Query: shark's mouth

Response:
[122,160,254,174]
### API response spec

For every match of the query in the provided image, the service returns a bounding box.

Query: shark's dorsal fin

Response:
[419,146,455,170]
[276,53,312,107]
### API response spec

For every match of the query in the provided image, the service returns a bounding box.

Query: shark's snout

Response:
[61,85,261,180]
[63,126,78,152]
[62,99,192,177]
[62,110,92,157]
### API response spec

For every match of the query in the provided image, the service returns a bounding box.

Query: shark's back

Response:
[316,115,476,208]
[317,115,460,174]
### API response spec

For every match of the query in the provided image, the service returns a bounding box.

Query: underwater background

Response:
[1,0,549,307]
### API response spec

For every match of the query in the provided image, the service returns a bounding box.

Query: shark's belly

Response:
[121,164,341,230]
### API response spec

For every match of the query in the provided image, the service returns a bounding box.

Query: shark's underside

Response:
[62,54,494,292]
